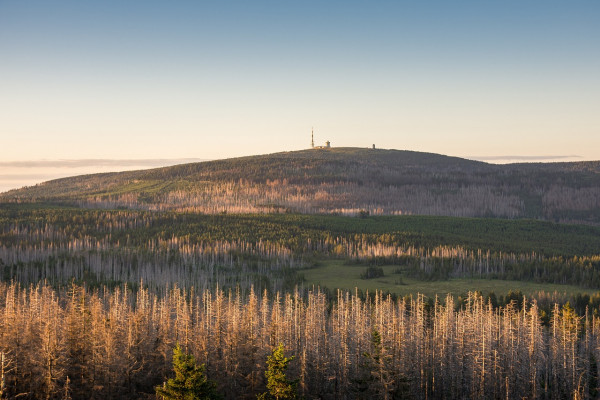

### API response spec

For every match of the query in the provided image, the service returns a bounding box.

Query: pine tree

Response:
[353,328,398,399]
[155,344,222,400]
[258,343,298,400]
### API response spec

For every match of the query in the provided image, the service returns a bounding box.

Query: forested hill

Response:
[2,147,600,223]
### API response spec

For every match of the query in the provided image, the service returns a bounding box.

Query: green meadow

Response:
[301,260,594,298]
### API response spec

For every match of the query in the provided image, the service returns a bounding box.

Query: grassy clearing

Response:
[301,260,594,298]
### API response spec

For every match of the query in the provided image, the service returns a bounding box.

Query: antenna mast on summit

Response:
[311,127,314,148]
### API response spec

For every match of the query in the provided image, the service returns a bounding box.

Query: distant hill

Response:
[2,147,600,223]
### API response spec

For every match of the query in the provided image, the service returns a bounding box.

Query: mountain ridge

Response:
[2,147,600,224]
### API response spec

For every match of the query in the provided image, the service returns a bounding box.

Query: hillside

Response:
[2,147,600,223]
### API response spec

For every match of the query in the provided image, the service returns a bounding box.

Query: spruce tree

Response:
[258,343,298,400]
[353,328,400,399]
[155,344,221,400]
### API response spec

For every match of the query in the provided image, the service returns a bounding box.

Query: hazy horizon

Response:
[0,158,206,193]
[1,1,598,167]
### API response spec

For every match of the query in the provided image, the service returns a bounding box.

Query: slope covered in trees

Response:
[1,205,599,293]
[2,148,600,223]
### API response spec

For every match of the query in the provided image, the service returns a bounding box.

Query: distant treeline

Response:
[1,206,599,290]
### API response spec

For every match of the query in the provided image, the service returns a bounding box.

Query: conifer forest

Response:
[1,150,600,399]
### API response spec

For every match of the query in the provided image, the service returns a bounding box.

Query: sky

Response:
[1,1,599,191]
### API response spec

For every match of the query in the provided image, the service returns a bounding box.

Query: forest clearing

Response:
[301,259,594,299]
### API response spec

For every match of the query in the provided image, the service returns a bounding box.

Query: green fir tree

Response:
[156,344,222,400]
[353,328,405,399]
[257,343,298,400]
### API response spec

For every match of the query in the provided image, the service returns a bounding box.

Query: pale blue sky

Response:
[1,0,599,167]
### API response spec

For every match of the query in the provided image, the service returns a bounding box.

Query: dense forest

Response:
[1,282,600,399]
[2,148,600,224]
